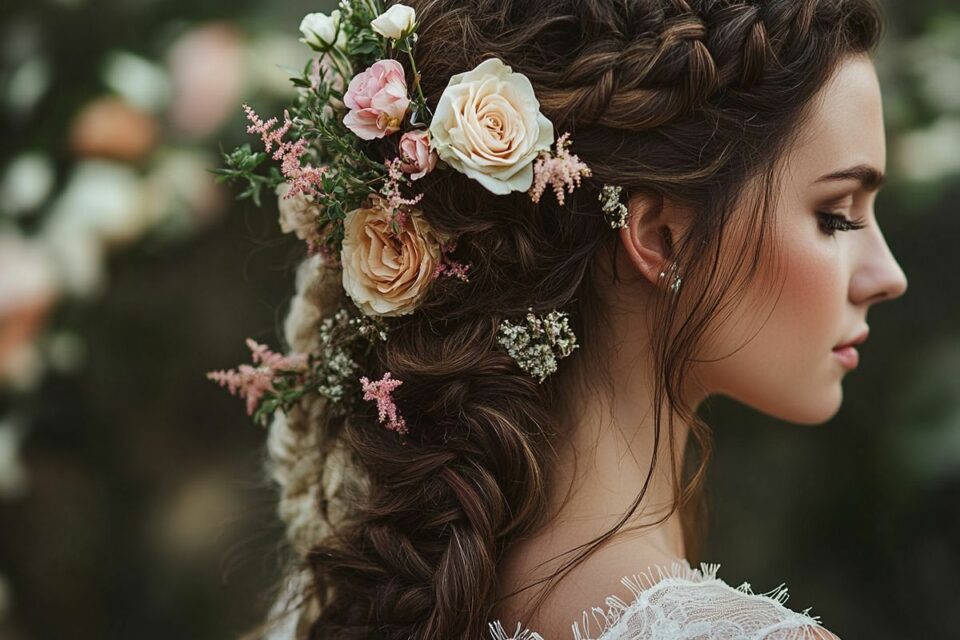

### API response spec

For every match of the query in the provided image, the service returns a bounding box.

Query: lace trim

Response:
[488,559,824,640]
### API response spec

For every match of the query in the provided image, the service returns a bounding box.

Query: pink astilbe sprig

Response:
[246,338,309,370]
[243,104,329,199]
[207,338,309,416]
[359,371,408,434]
[528,132,593,205]
[432,239,471,282]
[381,157,425,232]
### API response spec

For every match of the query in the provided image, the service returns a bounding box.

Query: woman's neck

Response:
[548,347,692,560]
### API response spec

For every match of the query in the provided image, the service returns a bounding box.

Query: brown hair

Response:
[259,1,885,638]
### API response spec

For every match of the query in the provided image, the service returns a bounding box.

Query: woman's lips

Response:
[832,345,859,369]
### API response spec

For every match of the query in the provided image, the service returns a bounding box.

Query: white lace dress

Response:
[487,559,837,640]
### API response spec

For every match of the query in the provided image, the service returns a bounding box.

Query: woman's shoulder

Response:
[490,558,839,640]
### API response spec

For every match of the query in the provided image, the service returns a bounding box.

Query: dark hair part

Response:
[272,1,886,638]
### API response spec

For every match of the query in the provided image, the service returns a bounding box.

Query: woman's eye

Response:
[817,211,867,237]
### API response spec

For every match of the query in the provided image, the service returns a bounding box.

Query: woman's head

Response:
[265,1,897,639]
[610,52,907,427]
[687,53,907,424]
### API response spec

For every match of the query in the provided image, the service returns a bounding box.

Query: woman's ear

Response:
[618,191,690,286]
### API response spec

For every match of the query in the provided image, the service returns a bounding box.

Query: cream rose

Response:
[371,4,416,40]
[428,57,555,195]
[340,195,442,317]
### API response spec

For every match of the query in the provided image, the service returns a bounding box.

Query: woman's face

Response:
[695,54,908,424]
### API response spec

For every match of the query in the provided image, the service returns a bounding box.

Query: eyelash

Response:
[816,211,867,236]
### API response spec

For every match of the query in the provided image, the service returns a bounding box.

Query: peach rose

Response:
[342,60,410,140]
[397,130,437,180]
[428,57,554,195]
[340,195,442,317]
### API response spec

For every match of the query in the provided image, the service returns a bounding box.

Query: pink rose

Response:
[397,130,437,180]
[342,59,410,140]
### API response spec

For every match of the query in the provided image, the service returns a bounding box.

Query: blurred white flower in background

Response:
[41,161,148,299]
[0,232,57,318]
[895,118,960,182]
[906,18,960,113]
[0,153,55,218]
[4,55,50,116]
[102,50,171,113]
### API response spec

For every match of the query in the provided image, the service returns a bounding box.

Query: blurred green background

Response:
[0,0,957,638]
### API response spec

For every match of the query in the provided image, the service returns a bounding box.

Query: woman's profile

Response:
[209,0,908,638]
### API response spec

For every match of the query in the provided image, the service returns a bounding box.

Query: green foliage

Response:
[210,144,282,207]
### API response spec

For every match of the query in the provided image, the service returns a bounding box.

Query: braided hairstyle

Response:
[259,1,885,638]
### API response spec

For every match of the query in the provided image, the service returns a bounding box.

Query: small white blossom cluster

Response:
[496,308,579,383]
[599,184,630,229]
[348,311,389,343]
[315,305,390,407]
[315,307,367,407]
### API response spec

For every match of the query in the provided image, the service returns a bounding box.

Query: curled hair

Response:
[260,1,885,638]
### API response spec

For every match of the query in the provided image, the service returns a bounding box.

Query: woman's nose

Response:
[850,224,908,306]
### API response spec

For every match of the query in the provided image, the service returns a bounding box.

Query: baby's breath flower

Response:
[348,311,389,343]
[496,308,579,383]
[599,184,630,229]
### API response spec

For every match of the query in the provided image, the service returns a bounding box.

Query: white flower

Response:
[299,10,347,51]
[429,57,554,195]
[276,182,321,241]
[497,308,578,383]
[371,4,416,40]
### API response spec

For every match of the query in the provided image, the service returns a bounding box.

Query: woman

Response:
[217,0,907,638]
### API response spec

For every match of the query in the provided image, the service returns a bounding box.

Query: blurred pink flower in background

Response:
[0,234,58,389]
[167,22,245,139]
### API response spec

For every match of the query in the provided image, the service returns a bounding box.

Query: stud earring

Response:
[659,260,682,294]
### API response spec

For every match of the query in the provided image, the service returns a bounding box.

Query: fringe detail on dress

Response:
[493,558,827,640]
[731,579,824,626]
[489,620,546,640]
[571,558,718,640]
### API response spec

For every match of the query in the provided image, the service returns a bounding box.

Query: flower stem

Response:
[400,40,432,122]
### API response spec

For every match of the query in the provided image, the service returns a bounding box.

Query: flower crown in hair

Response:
[209,1,592,432]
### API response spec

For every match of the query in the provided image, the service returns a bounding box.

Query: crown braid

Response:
[523,0,855,130]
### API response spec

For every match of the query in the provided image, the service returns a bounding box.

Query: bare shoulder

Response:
[493,533,681,639]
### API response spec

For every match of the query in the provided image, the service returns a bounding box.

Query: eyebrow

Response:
[813,164,886,192]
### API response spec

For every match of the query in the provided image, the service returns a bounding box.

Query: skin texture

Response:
[494,53,907,637]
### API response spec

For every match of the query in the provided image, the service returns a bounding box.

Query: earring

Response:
[659,260,682,294]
